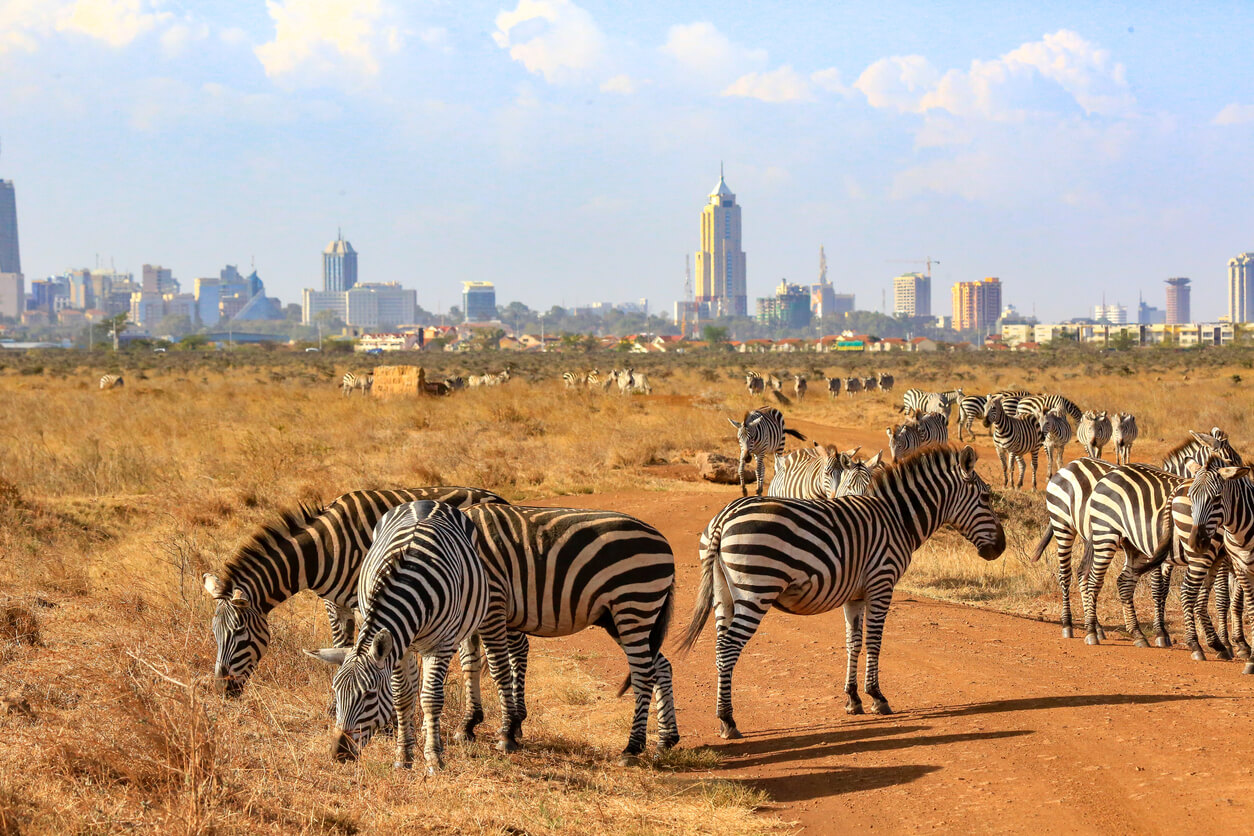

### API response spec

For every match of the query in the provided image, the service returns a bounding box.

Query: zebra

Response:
[482,369,511,386]
[877,372,894,392]
[1112,413,1138,465]
[341,372,372,396]
[1040,406,1073,477]
[886,413,946,461]
[901,388,958,419]
[767,374,784,392]
[676,446,1004,737]
[844,376,863,397]
[1197,464,1254,672]
[728,406,806,497]
[305,501,488,772]
[793,375,807,401]
[826,377,841,398]
[202,486,507,697]
[957,394,987,442]
[462,504,678,762]
[586,369,603,391]
[835,451,883,497]
[1077,411,1112,458]
[562,371,585,390]
[444,376,466,391]
[768,444,861,500]
[984,395,1044,489]
[99,374,124,389]
[863,375,879,393]
[745,371,764,396]
[885,423,922,462]
[1013,394,1083,421]
[629,371,653,394]
[608,368,633,394]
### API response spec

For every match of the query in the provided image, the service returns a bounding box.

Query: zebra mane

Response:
[220,502,326,583]
[871,445,963,489]
[1163,436,1204,461]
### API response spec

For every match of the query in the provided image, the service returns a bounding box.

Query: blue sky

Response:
[1,0,1253,321]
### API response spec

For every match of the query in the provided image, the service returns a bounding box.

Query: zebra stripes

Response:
[1013,393,1083,421]
[99,374,124,389]
[767,444,861,500]
[826,377,841,398]
[1206,467,1254,672]
[1077,411,1113,459]
[844,376,863,396]
[901,388,960,419]
[462,504,678,761]
[745,371,765,396]
[202,486,507,696]
[341,372,372,396]
[984,395,1045,488]
[562,371,584,389]
[886,412,948,462]
[677,446,1004,736]
[1160,429,1240,477]
[1039,407,1073,477]
[877,372,895,392]
[1111,412,1138,465]
[957,395,987,442]
[728,406,806,497]
[306,501,488,771]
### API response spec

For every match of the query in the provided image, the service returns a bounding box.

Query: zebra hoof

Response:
[454,728,475,743]
[1243,663,1254,675]
[1236,645,1252,660]
[394,760,413,770]
[719,719,743,740]
[1133,638,1150,649]
[658,735,680,750]
[1155,635,1171,648]
[1084,633,1101,646]
[617,753,644,767]
[869,700,893,716]
[495,737,521,753]
[424,757,444,775]
[1215,648,1234,662]
[1061,627,1073,639]
[844,699,864,715]
[1097,626,1107,640]
[1191,650,1207,662]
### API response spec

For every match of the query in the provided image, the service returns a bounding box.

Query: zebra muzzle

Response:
[332,728,362,762]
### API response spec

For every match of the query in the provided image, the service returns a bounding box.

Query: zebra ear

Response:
[842,446,861,458]
[1191,431,1218,447]
[959,445,978,473]
[1220,467,1251,480]
[203,573,227,599]
[727,418,742,429]
[369,630,393,664]
[867,451,884,469]
[304,648,349,667]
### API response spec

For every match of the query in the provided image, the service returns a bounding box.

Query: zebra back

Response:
[1160,429,1241,476]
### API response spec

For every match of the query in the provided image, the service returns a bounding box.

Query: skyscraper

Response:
[1229,253,1254,323]
[893,272,931,318]
[695,170,747,318]
[323,232,358,292]
[951,277,1002,332]
[811,245,836,318]
[1165,277,1191,324]
[0,176,18,276]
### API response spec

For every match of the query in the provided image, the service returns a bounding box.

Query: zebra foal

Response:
[678,446,1004,737]
[728,406,806,497]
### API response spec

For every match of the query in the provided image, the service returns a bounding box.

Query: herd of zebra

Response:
[340,369,511,397]
[744,369,895,401]
[562,367,653,394]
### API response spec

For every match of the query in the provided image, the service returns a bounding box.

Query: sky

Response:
[1,0,1253,321]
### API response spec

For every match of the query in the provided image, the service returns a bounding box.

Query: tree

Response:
[471,327,505,351]
[702,325,729,344]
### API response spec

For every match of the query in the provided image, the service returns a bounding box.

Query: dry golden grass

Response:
[1,349,1250,833]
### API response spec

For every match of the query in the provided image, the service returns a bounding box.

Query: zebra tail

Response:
[783,428,807,442]
[675,553,716,658]
[1030,523,1054,561]
[617,580,675,697]
[1144,507,1176,574]
[1078,537,1095,580]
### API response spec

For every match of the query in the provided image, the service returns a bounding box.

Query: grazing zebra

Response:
[677,446,1004,736]
[877,372,894,392]
[462,504,678,761]
[745,371,765,396]
[629,371,653,394]
[99,374,124,389]
[482,369,511,387]
[306,501,488,771]
[793,375,807,401]
[1077,411,1113,459]
[863,375,879,393]
[728,406,807,497]
[341,372,373,396]
[844,376,863,397]
[585,369,603,391]
[901,388,958,418]
[202,486,507,697]
[768,444,860,500]
[1112,413,1138,465]
[957,394,988,442]
[562,371,585,390]
[1013,394,1083,421]
[985,395,1044,489]
[826,377,841,398]
[444,376,466,391]
[1039,406,1073,477]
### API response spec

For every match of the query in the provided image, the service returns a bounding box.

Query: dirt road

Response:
[527,480,1254,834]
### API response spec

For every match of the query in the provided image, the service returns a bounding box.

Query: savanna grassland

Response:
[1,344,1252,835]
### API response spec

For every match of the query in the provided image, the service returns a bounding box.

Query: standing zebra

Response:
[877,372,894,392]
[956,395,987,442]
[306,501,488,771]
[793,375,807,401]
[1112,413,1138,465]
[1077,411,1113,459]
[844,376,863,397]
[766,374,784,392]
[462,504,678,761]
[885,423,922,462]
[901,388,957,419]
[677,446,1004,736]
[1013,394,1083,421]
[768,444,861,500]
[826,377,841,399]
[629,371,653,394]
[562,371,585,390]
[744,371,765,396]
[729,406,806,497]
[834,451,883,497]
[862,375,879,393]
[341,372,372,396]
[1039,406,1073,477]
[984,395,1044,489]
[99,374,124,389]
[586,369,603,391]
[1199,465,1254,672]
[202,486,507,697]
[907,411,949,445]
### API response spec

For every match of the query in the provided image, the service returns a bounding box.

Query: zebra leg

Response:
[1114,557,1150,647]
[1214,570,1233,655]
[738,448,748,497]
[862,585,895,715]
[997,447,1010,487]
[1083,539,1117,645]
[755,454,766,497]
[1056,530,1076,638]
[418,647,455,774]
[713,586,769,739]
[652,652,679,750]
[391,650,421,769]
[1151,563,1172,647]
[1180,564,1209,660]
[842,600,866,714]
[1232,567,1254,674]
[465,615,519,750]
[507,631,530,739]
[1198,562,1232,660]
[1230,571,1251,659]
[452,633,485,742]
[612,618,658,764]
[1029,450,1040,491]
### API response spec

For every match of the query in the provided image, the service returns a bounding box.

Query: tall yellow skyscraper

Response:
[695,170,747,317]
[951,276,1002,332]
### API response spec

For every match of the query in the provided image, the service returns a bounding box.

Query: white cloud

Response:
[159,20,208,57]
[600,73,635,94]
[853,55,939,112]
[660,21,766,85]
[0,0,57,54]
[810,67,846,95]
[255,0,402,83]
[722,66,812,103]
[492,0,605,83]
[56,0,169,48]
[1213,103,1254,126]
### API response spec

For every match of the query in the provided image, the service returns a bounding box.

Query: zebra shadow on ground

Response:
[740,763,942,802]
[913,691,1215,720]
[709,726,1031,771]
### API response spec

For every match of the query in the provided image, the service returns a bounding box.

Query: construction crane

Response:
[887,257,941,279]
[681,254,694,339]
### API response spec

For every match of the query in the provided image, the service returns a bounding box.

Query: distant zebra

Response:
[341,372,372,396]
[745,371,765,396]
[444,376,466,391]
[629,372,653,394]
[677,446,1004,736]
[202,486,508,697]
[1077,411,1112,459]
[306,501,488,771]
[766,374,784,393]
[877,372,894,392]
[957,395,988,442]
[863,375,878,393]
[844,376,863,397]
[1039,406,1072,477]
[463,504,678,761]
[586,369,603,391]
[482,369,511,387]
[985,395,1044,489]
[728,406,807,497]
[793,375,807,401]
[1112,412,1138,465]
[99,374,124,390]
[768,444,860,500]
[901,388,957,418]
[1013,394,1083,421]
[608,368,633,394]
[562,371,585,390]
[826,377,841,399]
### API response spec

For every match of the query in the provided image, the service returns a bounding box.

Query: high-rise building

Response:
[142,265,177,294]
[347,283,417,329]
[0,273,22,319]
[893,272,931,318]
[1093,303,1127,325]
[0,177,19,276]
[951,277,1002,332]
[1229,253,1254,323]
[194,278,222,326]
[695,170,747,318]
[811,245,837,318]
[756,279,812,329]
[67,269,93,309]
[462,281,497,322]
[323,233,358,292]
[1165,277,1191,324]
